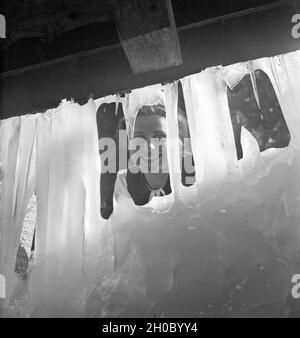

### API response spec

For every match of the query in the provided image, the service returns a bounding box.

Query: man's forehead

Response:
[135,114,166,130]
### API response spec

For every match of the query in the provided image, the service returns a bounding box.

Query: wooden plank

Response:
[113,0,182,73]
[112,0,170,39]
[0,2,298,119]
[120,27,182,73]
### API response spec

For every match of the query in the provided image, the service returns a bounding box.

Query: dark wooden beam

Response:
[0,1,299,119]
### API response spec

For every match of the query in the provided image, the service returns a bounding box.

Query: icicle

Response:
[222,62,248,90]
[32,99,101,316]
[0,115,37,300]
[163,81,182,198]
[247,61,262,118]
[115,93,121,116]
[0,117,21,299]
[181,69,230,185]
[122,92,134,139]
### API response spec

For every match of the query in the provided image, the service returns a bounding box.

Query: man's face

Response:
[130,114,169,173]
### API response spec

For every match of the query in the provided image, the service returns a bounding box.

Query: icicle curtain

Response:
[0,100,102,315]
[1,50,300,317]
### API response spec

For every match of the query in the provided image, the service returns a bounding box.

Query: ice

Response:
[106,50,300,317]
[222,62,248,90]
[115,94,121,116]
[163,82,182,197]
[122,84,164,138]
[181,68,238,185]
[0,115,36,303]
[1,50,300,317]
[248,61,261,111]
[30,99,102,317]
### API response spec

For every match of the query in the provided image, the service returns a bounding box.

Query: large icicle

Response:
[31,99,101,317]
[0,115,37,301]
[247,61,262,112]
[163,81,182,199]
[181,68,237,185]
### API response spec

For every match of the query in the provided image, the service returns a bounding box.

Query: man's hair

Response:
[117,103,191,142]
